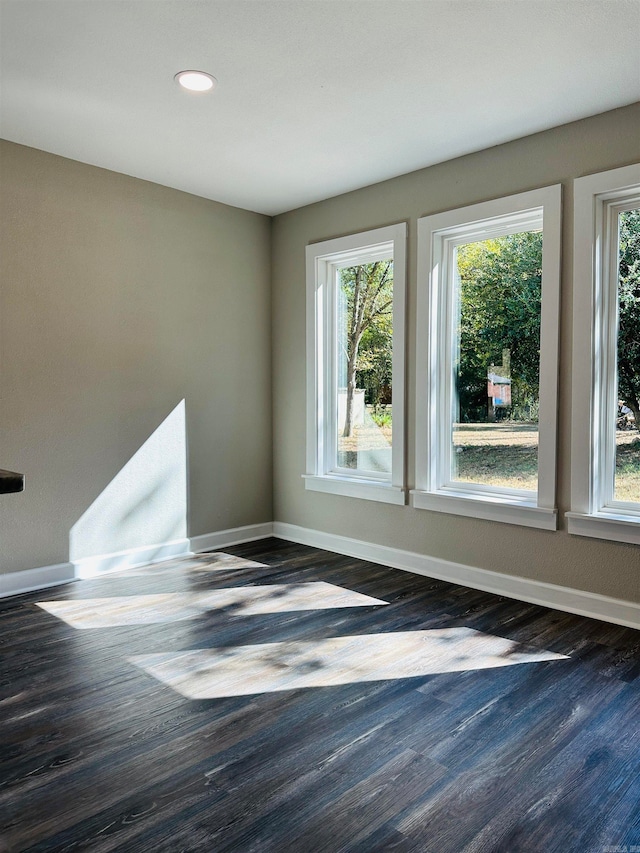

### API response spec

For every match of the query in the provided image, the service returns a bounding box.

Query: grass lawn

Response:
[454,423,640,501]
[340,412,640,501]
[615,433,640,502]
[453,424,539,490]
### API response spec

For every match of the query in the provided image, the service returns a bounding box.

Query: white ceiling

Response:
[1,0,639,215]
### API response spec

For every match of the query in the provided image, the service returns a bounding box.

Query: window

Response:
[305,224,407,503]
[568,164,640,544]
[413,186,562,529]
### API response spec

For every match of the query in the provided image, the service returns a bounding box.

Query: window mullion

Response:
[433,234,453,491]
[325,264,338,475]
[443,239,457,488]
[599,201,620,509]
[315,260,326,476]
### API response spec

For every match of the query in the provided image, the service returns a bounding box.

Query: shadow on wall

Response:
[70,400,188,578]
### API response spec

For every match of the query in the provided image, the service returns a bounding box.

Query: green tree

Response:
[357,315,392,412]
[456,232,543,421]
[340,260,393,436]
[618,208,640,431]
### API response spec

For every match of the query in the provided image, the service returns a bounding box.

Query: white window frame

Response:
[412,186,562,529]
[567,163,640,545]
[305,223,407,504]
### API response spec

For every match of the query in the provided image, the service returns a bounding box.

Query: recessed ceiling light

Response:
[174,71,217,93]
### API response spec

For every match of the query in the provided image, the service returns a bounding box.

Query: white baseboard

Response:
[1,523,275,599]
[272,522,640,630]
[5,521,637,630]
[72,538,192,579]
[0,537,192,598]
[190,523,274,553]
[0,562,75,598]
[0,523,274,600]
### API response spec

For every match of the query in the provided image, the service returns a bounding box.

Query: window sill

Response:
[411,489,557,530]
[303,475,406,505]
[566,511,640,545]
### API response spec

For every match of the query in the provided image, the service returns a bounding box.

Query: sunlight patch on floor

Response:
[129,628,568,698]
[189,553,270,572]
[109,553,269,578]
[36,582,387,628]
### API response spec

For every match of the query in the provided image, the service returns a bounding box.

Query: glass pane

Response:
[336,259,393,475]
[614,208,640,503]
[452,232,542,491]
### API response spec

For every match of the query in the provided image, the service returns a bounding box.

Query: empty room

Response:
[1,1,639,851]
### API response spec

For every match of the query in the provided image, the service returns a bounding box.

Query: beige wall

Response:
[3,105,639,601]
[1,141,272,575]
[272,103,640,603]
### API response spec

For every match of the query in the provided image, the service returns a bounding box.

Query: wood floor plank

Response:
[1,537,638,852]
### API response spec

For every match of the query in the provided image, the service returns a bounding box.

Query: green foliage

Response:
[617,208,640,430]
[456,232,542,422]
[340,260,393,422]
[370,407,392,428]
[357,320,392,408]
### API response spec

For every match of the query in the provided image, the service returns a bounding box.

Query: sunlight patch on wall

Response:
[69,400,187,576]
[36,582,387,628]
[129,628,568,699]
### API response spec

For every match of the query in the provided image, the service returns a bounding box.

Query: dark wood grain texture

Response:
[0,537,638,852]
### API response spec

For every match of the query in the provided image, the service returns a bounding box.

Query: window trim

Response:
[305,223,407,504]
[412,186,562,529]
[568,163,640,544]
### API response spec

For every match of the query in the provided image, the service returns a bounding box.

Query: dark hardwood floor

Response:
[1,538,638,852]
